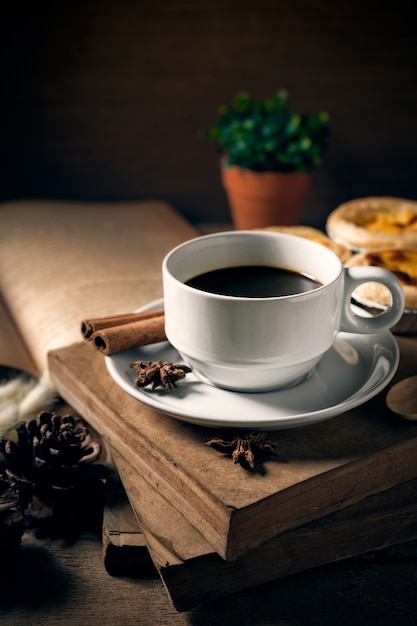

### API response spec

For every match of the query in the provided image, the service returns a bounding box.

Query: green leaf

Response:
[204,89,330,173]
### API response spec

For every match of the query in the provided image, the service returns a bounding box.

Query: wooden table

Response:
[2,524,417,625]
[2,209,417,624]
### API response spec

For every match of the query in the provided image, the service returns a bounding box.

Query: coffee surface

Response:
[185,265,321,297]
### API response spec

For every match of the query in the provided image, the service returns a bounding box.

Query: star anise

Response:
[205,432,279,469]
[130,360,192,391]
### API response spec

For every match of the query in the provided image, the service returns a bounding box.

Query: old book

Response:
[48,337,417,562]
[102,469,156,578]
[109,446,417,612]
[0,199,198,431]
[0,199,197,377]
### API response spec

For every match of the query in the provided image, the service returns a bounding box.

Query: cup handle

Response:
[340,267,405,333]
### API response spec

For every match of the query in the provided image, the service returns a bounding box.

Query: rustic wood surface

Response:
[2,525,417,625]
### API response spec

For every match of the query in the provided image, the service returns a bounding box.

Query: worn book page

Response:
[0,293,37,375]
[0,200,198,377]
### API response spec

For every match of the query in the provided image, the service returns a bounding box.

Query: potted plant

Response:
[204,90,330,229]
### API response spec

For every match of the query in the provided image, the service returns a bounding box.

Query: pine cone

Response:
[0,411,107,527]
[0,471,25,557]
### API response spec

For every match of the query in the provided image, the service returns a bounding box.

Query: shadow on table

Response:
[0,537,71,611]
[187,543,417,626]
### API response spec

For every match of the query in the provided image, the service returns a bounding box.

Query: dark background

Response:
[1,0,416,227]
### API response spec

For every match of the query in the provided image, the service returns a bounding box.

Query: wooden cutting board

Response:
[48,336,417,561]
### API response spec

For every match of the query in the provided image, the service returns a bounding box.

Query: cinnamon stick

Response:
[81,308,164,340]
[91,314,166,355]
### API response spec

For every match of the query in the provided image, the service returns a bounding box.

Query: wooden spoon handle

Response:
[386,375,417,420]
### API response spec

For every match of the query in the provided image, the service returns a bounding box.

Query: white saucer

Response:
[105,299,400,430]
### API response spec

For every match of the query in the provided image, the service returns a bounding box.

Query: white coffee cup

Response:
[162,231,404,392]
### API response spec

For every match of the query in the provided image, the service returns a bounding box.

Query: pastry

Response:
[326,197,417,251]
[260,225,352,263]
[345,248,417,311]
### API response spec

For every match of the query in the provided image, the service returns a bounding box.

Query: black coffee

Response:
[185,265,321,297]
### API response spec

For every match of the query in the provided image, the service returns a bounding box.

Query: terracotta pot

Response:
[221,164,311,230]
